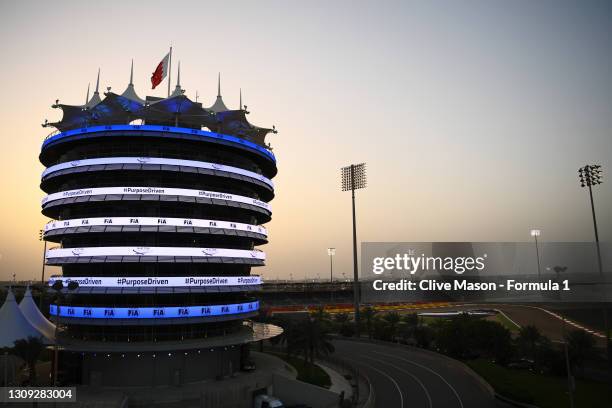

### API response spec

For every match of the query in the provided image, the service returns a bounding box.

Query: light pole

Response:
[561,316,575,408]
[578,165,603,277]
[327,248,336,283]
[328,248,336,305]
[530,229,542,280]
[39,229,47,309]
[51,280,79,386]
[578,164,609,367]
[341,163,367,336]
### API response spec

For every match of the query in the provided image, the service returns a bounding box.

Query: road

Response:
[333,339,509,408]
[419,303,606,346]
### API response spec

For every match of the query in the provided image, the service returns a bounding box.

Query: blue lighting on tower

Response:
[50,301,259,319]
[42,124,276,162]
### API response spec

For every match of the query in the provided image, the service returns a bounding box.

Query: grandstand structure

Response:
[260,281,353,308]
[39,66,281,386]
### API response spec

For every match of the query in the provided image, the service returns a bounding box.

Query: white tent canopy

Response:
[0,288,51,348]
[19,287,56,341]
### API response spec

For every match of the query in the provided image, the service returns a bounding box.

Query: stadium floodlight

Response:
[530,229,542,279]
[341,163,367,191]
[578,165,604,277]
[328,248,336,303]
[578,164,608,377]
[341,163,367,335]
[327,248,336,282]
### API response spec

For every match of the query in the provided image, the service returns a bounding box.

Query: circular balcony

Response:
[45,246,265,266]
[43,216,267,243]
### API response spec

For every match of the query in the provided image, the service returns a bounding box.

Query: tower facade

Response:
[40,70,280,386]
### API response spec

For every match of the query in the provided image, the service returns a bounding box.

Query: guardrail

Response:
[41,124,276,162]
[321,354,375,408]
[333,336,543,408]
[261,343,374,407]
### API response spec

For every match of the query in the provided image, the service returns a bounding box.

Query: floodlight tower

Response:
[578,164,609,366]
[328,248,336,283]
[328,247,336,305]
[530,229,542,279]
[341,163,366,335]
[578,165,603,278]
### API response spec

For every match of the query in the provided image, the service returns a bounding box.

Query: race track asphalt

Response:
[332,339,511,408]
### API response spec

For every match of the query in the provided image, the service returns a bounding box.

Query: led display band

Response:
[46,247,265,260]
[41,125,276,162]
[49,301,259,319]
[42,157,274,188]
[48,275,262,288]
[43,217,267,237]
[41,187,271,211]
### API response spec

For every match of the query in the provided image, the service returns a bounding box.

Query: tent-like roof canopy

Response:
[19,287,56,341]
[208,73,229,113]
[43,65,277,147]
[0,288,52,347]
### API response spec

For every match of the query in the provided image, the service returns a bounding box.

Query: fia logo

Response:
[202,248,217,256]
[250,251,260,258]
[133,247,151,255]
[136,157,151,164]
[71,248,84,256]
[212,164,223,170]
[70,160,81,167]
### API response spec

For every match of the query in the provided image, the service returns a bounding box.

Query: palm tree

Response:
[311,306,330,322]
[566,329,596,375]
[360,306,377,339]
[271,316,301,357]
[383,312,401,342]
[334,312,355,337]
[403,313,419,329]
[13,336,45,385]
[291,316,335,365]
[398,313,419,343]
[517,325,542,366]
[334,312,349,325]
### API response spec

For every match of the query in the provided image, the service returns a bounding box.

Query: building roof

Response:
[208,72,229,113]
[43,67,276,147]
[0,288,52,347]
[121,60,145,105]
[59,322,282,352]
[19,287,56,341]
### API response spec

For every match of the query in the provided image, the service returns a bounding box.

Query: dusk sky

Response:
[0,0,610,282]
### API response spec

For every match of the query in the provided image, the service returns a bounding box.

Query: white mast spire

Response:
[86,69,102,107]
[167,46,172,97]
[85,83,90,106]
[94,68,100,95]
[129,59,134,85]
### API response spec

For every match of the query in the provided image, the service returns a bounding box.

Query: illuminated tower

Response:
[40,66,280,386]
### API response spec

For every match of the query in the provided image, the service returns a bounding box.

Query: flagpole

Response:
[167,46,172,97]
